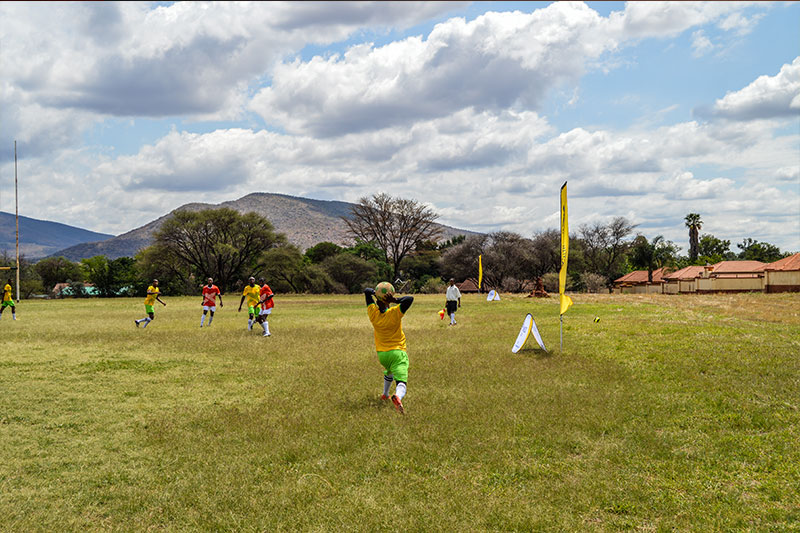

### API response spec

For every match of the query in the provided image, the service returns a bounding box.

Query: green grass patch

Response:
[0,293,798,530]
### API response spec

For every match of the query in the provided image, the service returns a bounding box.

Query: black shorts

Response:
[446,300,458,314]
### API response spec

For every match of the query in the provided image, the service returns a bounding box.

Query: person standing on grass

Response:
[238,277,260,331]
[364,284,414,415]
[200,278,223,327]
[0,279,16,321]
[135,279,166,328]
[255,277,274,337]
[445,278,461,326]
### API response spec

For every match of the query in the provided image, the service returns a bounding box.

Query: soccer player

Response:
[255,277,274,337]
[364,284,414,415]
[238,277,260,331]
[135,279,166,328]
[0,279,16,321]
[200,278,223,327]
[445,278,462,326]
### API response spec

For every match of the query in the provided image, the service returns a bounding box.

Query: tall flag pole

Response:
[559,181,573,352]
[478,254,483,292]
[14,141,20,303]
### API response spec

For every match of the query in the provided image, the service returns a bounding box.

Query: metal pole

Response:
[14,141,19,302]
[560,315,563,352]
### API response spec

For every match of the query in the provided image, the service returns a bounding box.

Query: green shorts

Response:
[377,349,409,383]
[248,305,257,315]
[145,304,155,314]
[1,300,14,308]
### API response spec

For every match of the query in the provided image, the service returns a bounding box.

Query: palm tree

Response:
[684,213,703,262]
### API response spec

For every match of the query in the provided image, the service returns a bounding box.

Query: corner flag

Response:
[478,254,483,291]
[559,182,573,316]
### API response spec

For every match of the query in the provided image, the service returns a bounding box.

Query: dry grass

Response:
[0,292,798,531]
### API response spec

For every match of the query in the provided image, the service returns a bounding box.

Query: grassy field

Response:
[0,292,798,531]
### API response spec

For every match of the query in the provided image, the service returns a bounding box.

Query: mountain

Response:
[0,211,114,259]
[53,193,478,260]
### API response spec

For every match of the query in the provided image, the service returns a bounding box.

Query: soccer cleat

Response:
[135,320,140,328]
[380,394,389,401]
[391,394,405,415]
[263,333,270,337]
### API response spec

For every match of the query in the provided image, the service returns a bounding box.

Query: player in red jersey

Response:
[200,278,223,327]
[255,277,274,337]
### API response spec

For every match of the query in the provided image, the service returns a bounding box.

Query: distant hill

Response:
[0,211,113,259]
[54,193,478,260]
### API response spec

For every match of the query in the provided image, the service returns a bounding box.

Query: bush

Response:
[542,272,560,293]
[580,272,607,293]
[418,277,445,294]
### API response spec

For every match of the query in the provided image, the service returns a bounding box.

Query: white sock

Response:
[142,317,152,328]
[383,375,393,396]
[395,382,407,400]
[261,321,267,333]
[450,313,455,324]
[201,314,205,326]
[208,314,213,325]
[248,319,253,329]
[263,320,270,335]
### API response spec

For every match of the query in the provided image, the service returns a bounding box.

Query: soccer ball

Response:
[593,316,600,323]
[375,281,395,302]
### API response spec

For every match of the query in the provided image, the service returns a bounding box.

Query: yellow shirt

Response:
[144,286,159,306]
[242,285,261,306]
[367,303,407,352]
[2,284,11,302]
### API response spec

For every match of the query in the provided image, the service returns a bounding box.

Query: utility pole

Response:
[15,141,19,302]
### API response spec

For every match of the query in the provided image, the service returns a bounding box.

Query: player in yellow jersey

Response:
[365,283,414,414]
[135,279,166,328]
[0,279,16,321]
[238,276,261,331]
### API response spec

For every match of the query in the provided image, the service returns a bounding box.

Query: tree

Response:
[579,217,637,286]
[260,245,311,293]
[344,239,392,281]
[737,238,787,263]
[145,208,287,292]
[629,235,679,283]
[439,234,487,287]
[343,193,442,280]
[80,255,137,296]
[322,253,378,293]
[34,256,84,292]
[684,213,703,262]
[697,234,735,263]
[304,242,343,264]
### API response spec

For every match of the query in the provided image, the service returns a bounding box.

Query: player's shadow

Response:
[340,393,393,412]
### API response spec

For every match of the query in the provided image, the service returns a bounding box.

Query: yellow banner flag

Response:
[478,254,483,291]
[559,182,573,315]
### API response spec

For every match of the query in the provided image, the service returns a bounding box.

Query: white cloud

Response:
[250,2,617,136]
[691,30,715,57]
[709,57,800,120]
[616,1,762,39]
[0,1,461,158]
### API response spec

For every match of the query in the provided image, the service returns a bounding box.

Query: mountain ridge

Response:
[52,192,478,260]
[0,211,114,259]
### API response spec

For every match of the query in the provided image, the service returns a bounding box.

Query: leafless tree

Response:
[579,216,636,287]
[343,193,442,280]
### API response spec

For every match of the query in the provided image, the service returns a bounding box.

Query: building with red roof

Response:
[696,260,766,293]
[760,253,800,293]
[662,265,705,294]
[613,267,668,294]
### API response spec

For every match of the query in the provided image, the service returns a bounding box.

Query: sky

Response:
[1,1,798,254]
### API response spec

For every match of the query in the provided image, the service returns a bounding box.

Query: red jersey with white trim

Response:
[202,285,221,306]
[259,284,274,311]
